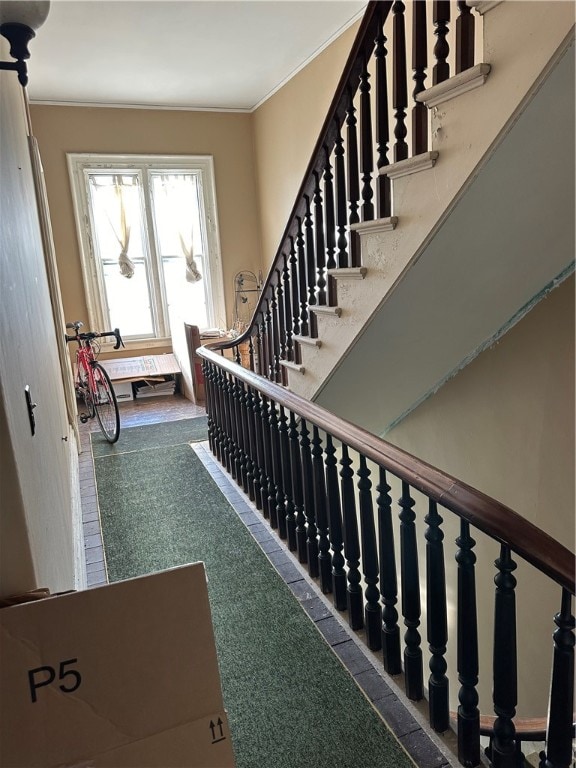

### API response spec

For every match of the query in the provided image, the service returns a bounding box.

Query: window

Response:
[68,154,225,347]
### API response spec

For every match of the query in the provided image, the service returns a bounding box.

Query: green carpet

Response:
[91,415,208,456]
[94,420,411,768]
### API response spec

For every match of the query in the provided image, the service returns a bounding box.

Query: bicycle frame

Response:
[66,321,124,442]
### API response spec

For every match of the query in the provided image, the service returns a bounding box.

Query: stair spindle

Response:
[540,589,575,768]
[334,122,349,268]
[412,0,428,155]
[491,545,519,768]
[300,418,319,577]
[392,1,409,162]
[346,89,361,267]
[456,519,480,768]
[325,434,347,610]
[359,55,375,224]
[296,217,309,337]
[323,145,337,305]
[433,1,451,85]
[399,480,424,699]
[340,444,364,630]
[313,171,327,306]
[377,467,402,674]
[289,410,307,563]
[304,194,317,316]
[312,426,332,593]
[281,253,294,363]
[357,455,382,651]
[375,18,391,218]
[279,406,297,551]
[289,236,301,342]
[425,500,449,732]
[456,0,475,74]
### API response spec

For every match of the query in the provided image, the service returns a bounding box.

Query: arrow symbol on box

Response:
[210,718,226,743]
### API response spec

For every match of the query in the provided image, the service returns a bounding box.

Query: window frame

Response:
[67,153,226,349]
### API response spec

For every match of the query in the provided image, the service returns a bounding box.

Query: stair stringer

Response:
[284,1,574,405]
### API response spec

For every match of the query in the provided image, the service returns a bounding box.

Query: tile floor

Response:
[76,393,457,768]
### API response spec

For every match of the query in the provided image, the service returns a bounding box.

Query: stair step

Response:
[312,305,342,318]
[327,267,367,280]
[280,359,305,374]
[293,335,322,348]
[380,151,439,180]
[417,63,491,109]
[350,216,398,236]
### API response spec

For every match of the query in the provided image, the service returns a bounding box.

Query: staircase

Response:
[199,3,575,767]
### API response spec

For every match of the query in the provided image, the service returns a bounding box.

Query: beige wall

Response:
[29,105,262,358]
[253,21,359,265]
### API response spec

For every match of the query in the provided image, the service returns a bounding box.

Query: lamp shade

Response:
[0,1,50,31]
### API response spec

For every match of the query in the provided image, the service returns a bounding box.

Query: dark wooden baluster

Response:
[270,400,286,539]
[323,145,337,307]
[300,418,319,578]
[265,300,274,381]
[340,444,363,630]
[399,481,423,699]
[540,589,575,768]
[304,194,317,320]
[244,386,256,502]
[312,426,331,593]
[279,406,297,551]
[289,411,307,563]
[233,344,241,365]
[313,171,327,306]
[296,217,309,337]
[378,467,401,674]
[248,334,255,372]
[260,395,272,522]
[203,360,215,454]
[325,434,347,610]
[393,1,409,162]
[238,381,249,493]
[212,363,223,458]
[275,269,286,371]
[270,287,281,383]
[232,376,243,483]
[282,253,294,363]
[425,500,449,732]
[222,370,233,473]
[216,368,227,467]
[433,1,450,85]
[375,19,391,218]
[289,236,301,341]
[360,56,375,224]
[346,89,360,267]
[456,1,475,74]
[334,123,349,268]
[492,545,518,767]
[412,0,428,155]
[357,455,382,651]
[456,520,480,768]
[252,389,265,513]
[255,319,264,377]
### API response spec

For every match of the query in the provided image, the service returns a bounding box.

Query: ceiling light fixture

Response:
[0,1,50,86]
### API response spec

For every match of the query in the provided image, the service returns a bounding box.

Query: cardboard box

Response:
[112,380,134,402]
[0,563,235,767]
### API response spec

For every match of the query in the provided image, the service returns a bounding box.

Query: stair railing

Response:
[198,344,575,768]
[216,0,482,377]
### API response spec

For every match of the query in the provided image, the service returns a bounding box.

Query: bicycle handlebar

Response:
[65,322,125,350]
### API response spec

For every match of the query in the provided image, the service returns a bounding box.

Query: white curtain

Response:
[109,175,134,278]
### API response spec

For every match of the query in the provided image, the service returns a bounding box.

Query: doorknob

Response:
[24,385,37,436]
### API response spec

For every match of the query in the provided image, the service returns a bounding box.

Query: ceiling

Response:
[26,1,366,111]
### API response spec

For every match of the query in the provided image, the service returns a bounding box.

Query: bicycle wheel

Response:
[92,363,120,443]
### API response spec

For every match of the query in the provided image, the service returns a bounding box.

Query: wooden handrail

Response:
[199,344,575,595]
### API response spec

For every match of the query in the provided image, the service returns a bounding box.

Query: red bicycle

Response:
[65,321,124,443]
